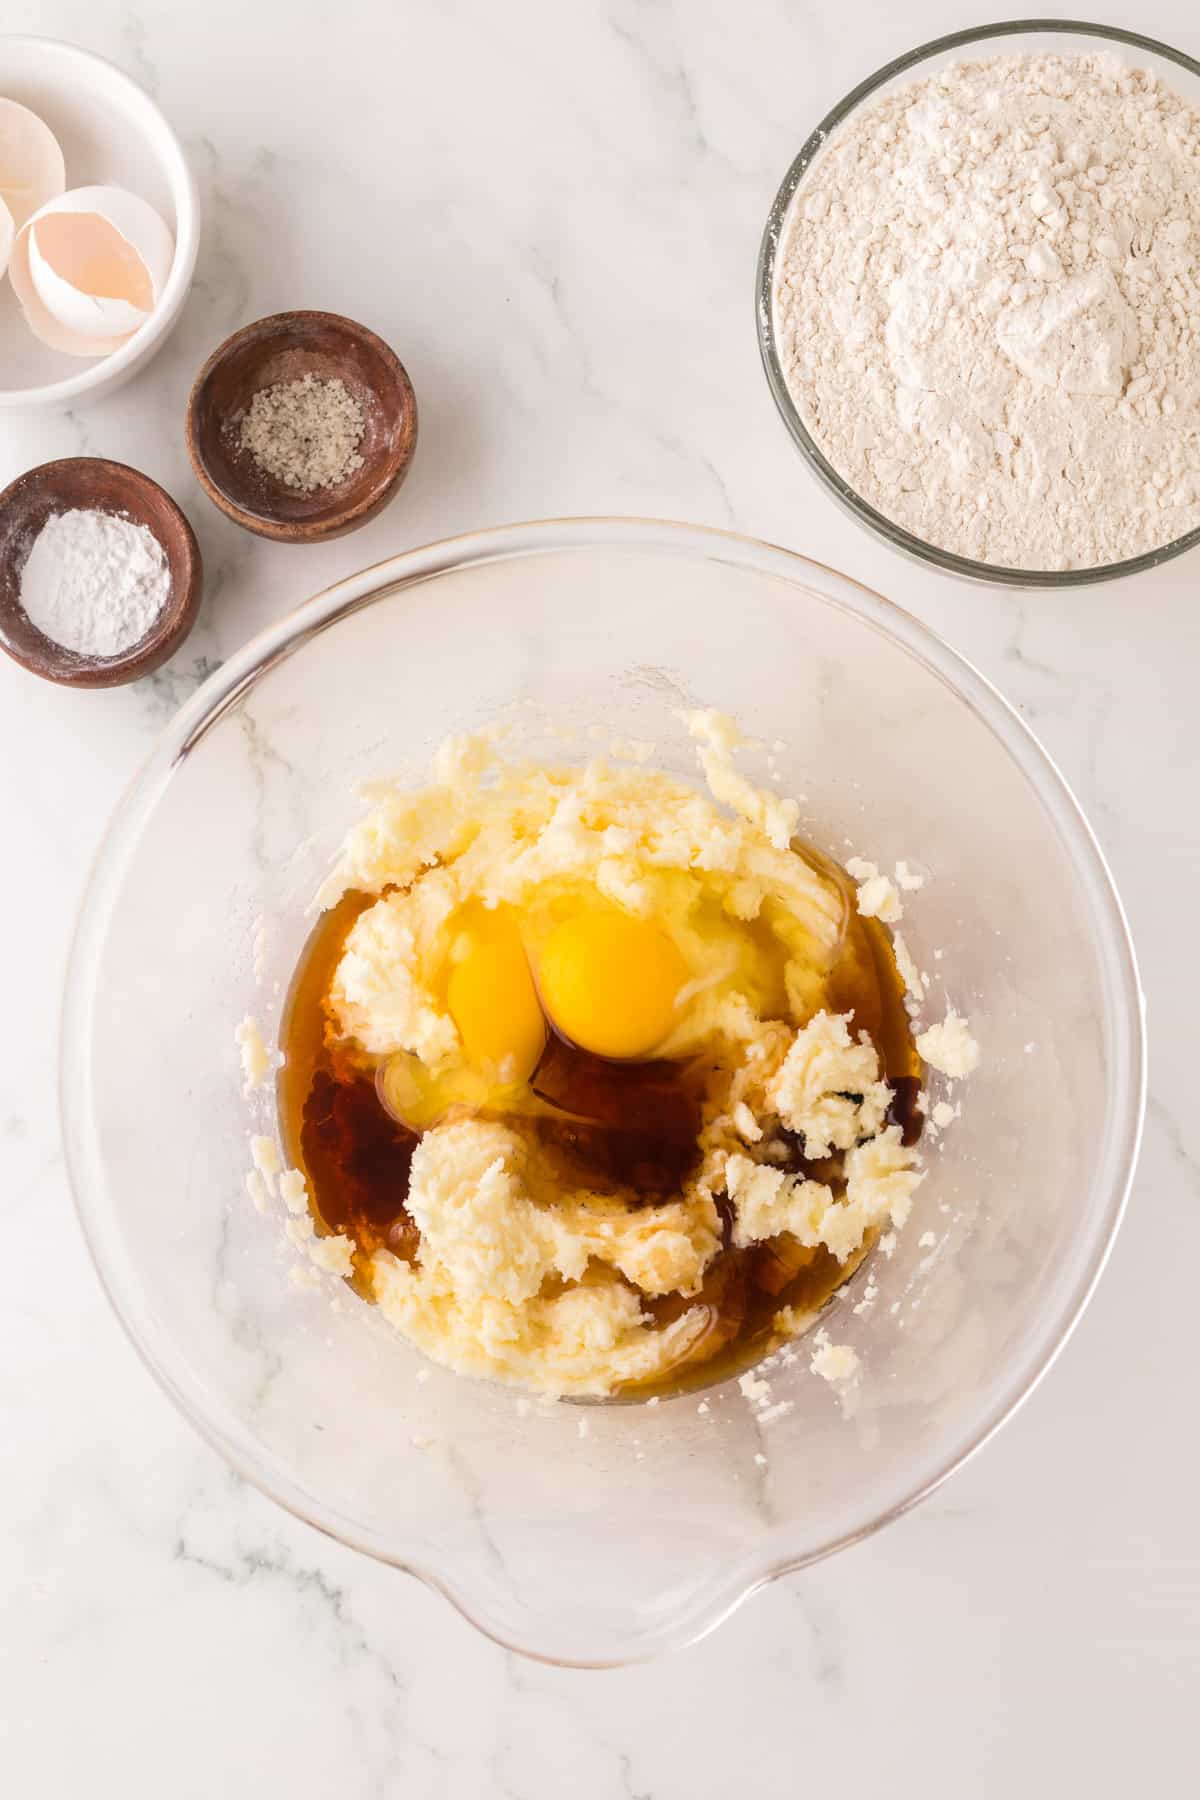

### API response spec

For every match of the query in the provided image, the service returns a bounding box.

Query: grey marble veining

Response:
[1,0,1197,1793]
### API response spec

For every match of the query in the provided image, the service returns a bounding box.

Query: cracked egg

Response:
[0,97,66,281]
[10,184,174,357]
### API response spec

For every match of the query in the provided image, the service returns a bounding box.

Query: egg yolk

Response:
[446,931,546,1085]
[536,912,687,1060]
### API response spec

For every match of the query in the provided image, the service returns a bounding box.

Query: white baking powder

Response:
[774,52,1200,570]
[19,508,171,657]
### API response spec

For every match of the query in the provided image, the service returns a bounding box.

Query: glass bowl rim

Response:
[756,18,1200,589]
[59,516,1147,1664]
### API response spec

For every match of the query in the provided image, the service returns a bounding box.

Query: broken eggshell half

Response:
[0,97,67,235]
[9,184,174,358]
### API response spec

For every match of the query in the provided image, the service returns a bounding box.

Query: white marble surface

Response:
[1,0,1197,1790]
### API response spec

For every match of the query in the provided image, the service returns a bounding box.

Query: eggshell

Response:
[10,185,175,358]
[28,221,148,339]
[0,195,12,285]
[0,98,66,234]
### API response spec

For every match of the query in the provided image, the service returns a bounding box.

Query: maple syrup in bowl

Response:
[62,520,1143,1664]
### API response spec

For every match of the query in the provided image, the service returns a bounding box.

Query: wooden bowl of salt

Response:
[186,311,418,543]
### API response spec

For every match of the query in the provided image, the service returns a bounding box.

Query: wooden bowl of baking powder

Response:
[186,311,418,542]
[0,458,203,688]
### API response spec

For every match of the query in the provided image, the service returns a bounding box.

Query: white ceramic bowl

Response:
[0,36,200,410]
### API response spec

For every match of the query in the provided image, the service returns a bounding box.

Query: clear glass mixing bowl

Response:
[757,21,1200,588]
[62,519,1145,1665]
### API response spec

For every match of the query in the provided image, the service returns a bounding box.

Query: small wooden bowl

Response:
[0,458,203,689]
[186,311,418,542]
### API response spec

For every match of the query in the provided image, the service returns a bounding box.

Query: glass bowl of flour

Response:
[758,22,1200,586]
[61,520,1144,1664]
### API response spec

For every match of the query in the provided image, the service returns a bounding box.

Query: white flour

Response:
[773,53,1200,571]
[19,508,170,657]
